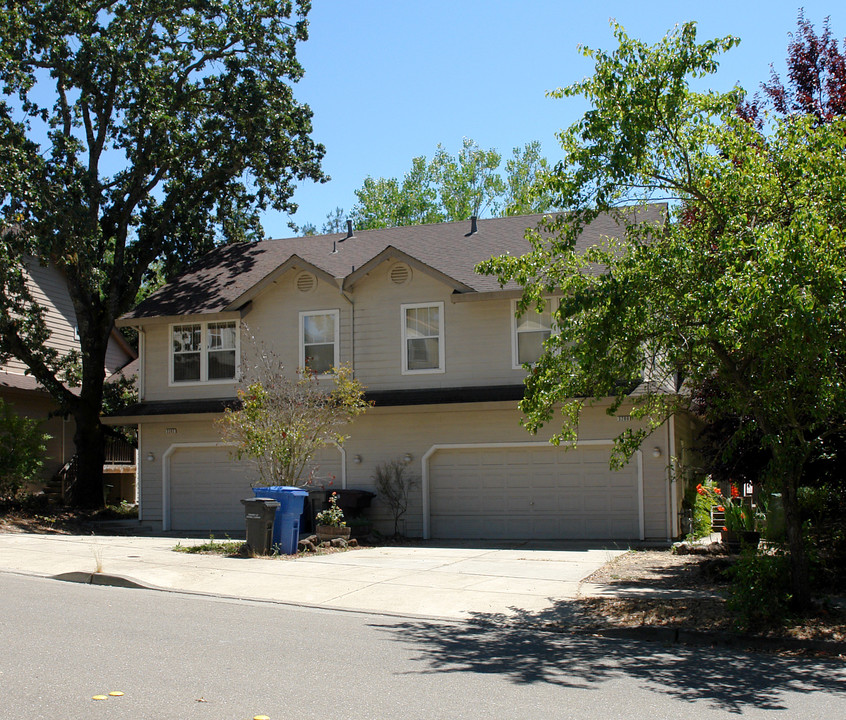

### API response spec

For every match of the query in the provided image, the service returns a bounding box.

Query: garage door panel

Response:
[170,447,256,532]
[430,445,640,540]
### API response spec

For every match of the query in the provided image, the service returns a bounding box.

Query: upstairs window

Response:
[300,310,339,375]
[512,301,553,368]
[402,302,444,374]
[171,321,238,383]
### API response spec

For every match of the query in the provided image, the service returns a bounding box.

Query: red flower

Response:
[714,488,722,496]
[717,506,725,512]
[722,526,728,532]
[730,485,740,498]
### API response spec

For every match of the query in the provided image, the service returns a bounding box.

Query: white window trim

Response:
[511,299,554,370]
[401,301,445,375]
[299,309,340,376]
[168,320,240,386]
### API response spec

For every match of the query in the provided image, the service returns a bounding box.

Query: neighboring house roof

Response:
[120,205,666,321]
[106,357,139,385]
[0,371,46,393]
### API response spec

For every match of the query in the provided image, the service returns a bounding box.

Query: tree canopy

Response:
[478,21,846,608]
[0,0,326,506]
[324,138,557,232]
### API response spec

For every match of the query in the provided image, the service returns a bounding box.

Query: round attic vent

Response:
[389,262,411,286]
[296,271,317,293]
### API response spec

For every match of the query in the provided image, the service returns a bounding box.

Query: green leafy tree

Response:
[503,141,556,216]
[432,137,505,220]
[0,0,325,507]
[347,139,556,231]
[0,399,50,499]
[219,332,370,487]
[321,206,347,234]
[478,22,846,609]
[351,156,442,230]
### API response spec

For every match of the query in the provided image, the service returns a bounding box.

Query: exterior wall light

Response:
[146,452,155,462]
[353,454,362,464]
[652,447,662,458]
[403,453,412,464]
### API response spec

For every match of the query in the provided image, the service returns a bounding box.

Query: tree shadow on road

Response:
[373,601,846,714]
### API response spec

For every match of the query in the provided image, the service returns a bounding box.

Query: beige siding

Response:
[139,261,537,401]
[3,259,131,378]
[246,269,352,370]
[2,260,80,376]
[104,336,133,375]
[351,265,524,390]
[135,402,671,539]
[142,320,239,401]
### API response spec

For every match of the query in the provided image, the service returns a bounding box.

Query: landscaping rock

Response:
[330,537,348,548]
[672,540,728,556]
[297,539,316,553]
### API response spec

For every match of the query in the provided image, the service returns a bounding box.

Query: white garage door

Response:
[429,445,641,540]
[169,447,256,532]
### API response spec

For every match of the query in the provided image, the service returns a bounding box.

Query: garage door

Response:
[429,445,641,540]
[169,447,256,532]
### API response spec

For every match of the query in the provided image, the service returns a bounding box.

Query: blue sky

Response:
[270,1,843,237]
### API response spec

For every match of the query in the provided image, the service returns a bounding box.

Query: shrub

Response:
[687,483,714,538]
[726,548,793,630]
[0,399,50,499]
[372,459,418,537]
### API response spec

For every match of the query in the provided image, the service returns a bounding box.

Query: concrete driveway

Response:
[0,534,627,620]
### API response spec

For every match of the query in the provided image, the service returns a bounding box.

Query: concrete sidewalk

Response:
[0,533,627,621]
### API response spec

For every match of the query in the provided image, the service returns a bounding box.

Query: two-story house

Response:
[1,258,137,495]
[108,205,693,540]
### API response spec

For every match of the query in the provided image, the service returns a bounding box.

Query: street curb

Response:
[566,625,846,655]
[52,571,160,590]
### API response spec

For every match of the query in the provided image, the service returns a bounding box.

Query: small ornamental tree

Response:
[219,337,369,487]
[0,399,50,499]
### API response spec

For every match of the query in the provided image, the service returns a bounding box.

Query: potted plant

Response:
[314,492,351,542]
[721,498,761,552]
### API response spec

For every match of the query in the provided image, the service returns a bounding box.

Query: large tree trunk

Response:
[66,320,110,509]
[70,411,106,508]
[773,447,811,610]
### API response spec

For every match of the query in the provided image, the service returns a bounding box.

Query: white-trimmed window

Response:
[300,310,339,375]
[171,321,238,383]
[402,302,444,374]
[512,300,553,368]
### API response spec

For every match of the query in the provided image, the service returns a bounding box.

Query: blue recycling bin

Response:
[252,486,308,554]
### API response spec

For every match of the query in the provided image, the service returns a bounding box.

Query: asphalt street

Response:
[1,573,844,719]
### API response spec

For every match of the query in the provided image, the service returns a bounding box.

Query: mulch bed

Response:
[575,549,846,648]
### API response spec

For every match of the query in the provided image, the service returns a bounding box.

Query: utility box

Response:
[241,497,280,555]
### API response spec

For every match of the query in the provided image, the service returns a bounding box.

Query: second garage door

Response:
[429,444,641,540]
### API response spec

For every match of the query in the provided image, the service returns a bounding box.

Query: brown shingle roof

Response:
[121,205,666,320]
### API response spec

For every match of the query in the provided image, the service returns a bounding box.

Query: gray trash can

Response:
[241,497,280,555]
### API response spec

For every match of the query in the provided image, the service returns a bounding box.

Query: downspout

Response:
[137,326,145,520]
[136,425,142,520]
[421,446,438,540]
[138,327,146,401]
[668,415,678,540]
[337,285,354,490]
[338,286,354,376]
